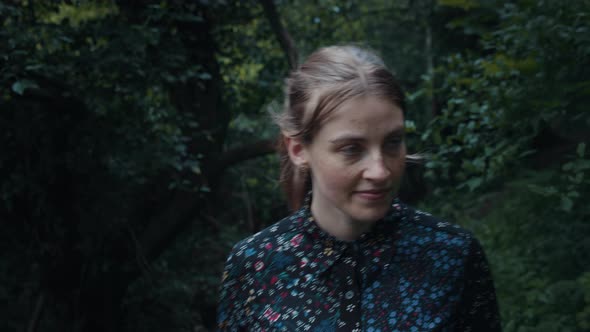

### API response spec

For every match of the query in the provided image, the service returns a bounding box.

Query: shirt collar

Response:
[291,191,404,276]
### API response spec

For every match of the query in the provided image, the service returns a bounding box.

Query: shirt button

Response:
[345,290,354,299]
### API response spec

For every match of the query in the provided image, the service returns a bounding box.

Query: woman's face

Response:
[291,95,406,228]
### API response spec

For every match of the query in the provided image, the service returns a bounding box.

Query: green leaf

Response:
[567,190,579,198]
[191,164,201,175]
[465,177,482,191]
[577,143,586,158]
[404,120,416,133]
[560,196,573,212]
[246,178,258,186]
[198,72,212,80]
[11,80,38,95]
[528,184,558,197]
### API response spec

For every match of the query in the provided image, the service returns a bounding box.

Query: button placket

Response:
[336,243,362,331]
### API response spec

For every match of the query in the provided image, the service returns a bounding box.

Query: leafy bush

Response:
[419,0,590,193]
[417,1,590,331]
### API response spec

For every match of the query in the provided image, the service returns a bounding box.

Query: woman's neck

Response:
[310,198,375,242]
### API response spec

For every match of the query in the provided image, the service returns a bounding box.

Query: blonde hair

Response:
[275,45,409,210]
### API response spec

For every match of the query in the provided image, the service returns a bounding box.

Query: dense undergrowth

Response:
[421,162,590,331]
[1,1,589,331]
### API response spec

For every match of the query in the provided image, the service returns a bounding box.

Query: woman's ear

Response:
[284,135,308,167]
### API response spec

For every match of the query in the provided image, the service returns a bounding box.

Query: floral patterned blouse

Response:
[217,197,501,331]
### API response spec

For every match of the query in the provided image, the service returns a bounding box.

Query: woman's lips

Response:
[354,189,390,201]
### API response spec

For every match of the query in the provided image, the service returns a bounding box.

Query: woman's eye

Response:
[339,144,362,156]
[384,137,403,149]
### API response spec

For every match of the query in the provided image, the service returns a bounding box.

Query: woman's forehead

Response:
[322,96,403,128]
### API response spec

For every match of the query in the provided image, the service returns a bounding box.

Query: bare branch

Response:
[135,139,276,262]
[27,292,45,332]
[216,139,276,171]
[260,0,298,70]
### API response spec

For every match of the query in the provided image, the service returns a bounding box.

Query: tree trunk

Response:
[261,0,299,69]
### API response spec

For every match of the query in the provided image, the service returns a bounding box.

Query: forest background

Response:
[1,0,589,331]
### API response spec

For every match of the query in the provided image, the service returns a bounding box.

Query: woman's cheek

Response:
[315,159,346,186]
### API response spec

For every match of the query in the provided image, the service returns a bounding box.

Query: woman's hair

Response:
[274,45,407,210]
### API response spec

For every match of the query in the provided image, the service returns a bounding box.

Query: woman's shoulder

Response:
[392,202,490,280]
[397,201,475,239]
[392,201,482,256]
[224,213,305,266]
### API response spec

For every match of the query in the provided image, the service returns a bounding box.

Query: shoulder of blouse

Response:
[217,215,300,322]
[398,203,501,330]
[229,212,300,251]
[222,211,306,272]
[392,202,484,273]
[397,201,476,239]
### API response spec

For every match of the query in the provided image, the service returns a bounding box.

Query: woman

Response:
[217,45,501,331]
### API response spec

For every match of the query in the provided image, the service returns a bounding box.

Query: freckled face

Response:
[303,95,406,226]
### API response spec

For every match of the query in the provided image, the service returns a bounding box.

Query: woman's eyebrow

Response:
[330,127,405,144]
[329,134,365,144]
[386,127,405,137]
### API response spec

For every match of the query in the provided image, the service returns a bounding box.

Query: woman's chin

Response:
[347,201,391,224]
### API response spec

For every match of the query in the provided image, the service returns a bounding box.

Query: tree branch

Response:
[136,3,283,274]
[138,190,202,261]
[216,138,276,171]
[136,139,275,262]
[27,292,45,332]
[260,0,298,70]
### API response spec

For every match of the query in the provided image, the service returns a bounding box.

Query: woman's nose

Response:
[363,155,391,181]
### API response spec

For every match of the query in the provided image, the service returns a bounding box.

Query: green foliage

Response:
[1,1,217,330]
[42,1,119,26]
[1,2,206,187]
[419,0,590,193]
[417,2,590,331]
[421,172,590,331]
[578,272,590,330]
[2,0,589,331]
[125,222,242,332]
[420,52,529,191]
[528,143,590,213]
